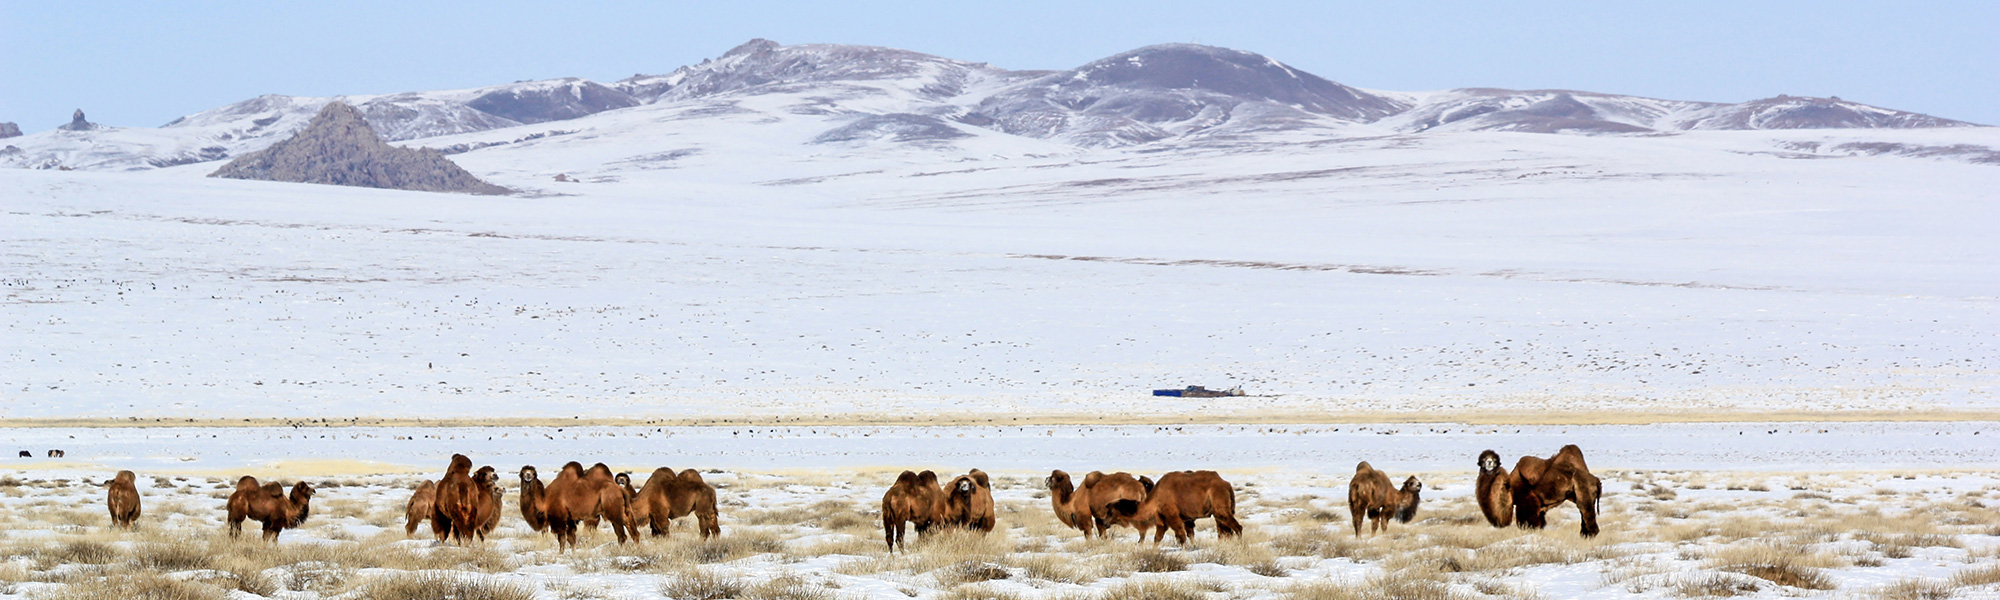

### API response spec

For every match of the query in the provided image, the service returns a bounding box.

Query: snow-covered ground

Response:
[5,123,1997,420]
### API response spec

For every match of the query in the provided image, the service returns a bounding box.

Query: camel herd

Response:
[82,445,1603,550]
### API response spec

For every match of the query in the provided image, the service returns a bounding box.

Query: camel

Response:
[47,449,64,458]
[226,476,313,542]
[629,467,721,539]
[1508,444,1602,537]
[106,470,141,530]
[15,451,27,458]
[431,454,486,544]
[1109,470,1241,544]
[1476,450,1513,528]
[1044,470,1152,539]
[1348,462,1422,537]
[519,465,548,532]
[475,466,503,537]
[403,480,436,537]
[881,470,945,551]
[543,462,632,551]
[941,469,995,533]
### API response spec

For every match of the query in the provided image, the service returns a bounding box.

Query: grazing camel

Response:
[1509,445,1602,537]
[881,470,945,551]
[106,470,141,530]
[1109,470,1241,544]
[431,454,484,544]
[47,449,64,458]
[226,476,313,542]
[1045,470,1152,539]
[403,480,436,537]
[544,462,632,551]
[1348,462,1422,537]
[1475,450,1513,528]
[17,451,29,458]
[629,467,722,539]
[519,465,548,533]
[941,469,996,533]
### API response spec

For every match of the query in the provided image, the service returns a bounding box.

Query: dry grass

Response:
[26,572,228,600]
[659,566,746,600]
[363,571,537,600]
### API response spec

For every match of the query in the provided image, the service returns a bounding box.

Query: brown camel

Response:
[226,477,313,542]
[1044,470,1152,539]
[519,465,548,532]
[1475,450,1513,528]
[1110,470,1242,544]
[475,466,503,537]
[881,470,945,551]
[941,469,996,533]
[106,470,141,530]
[431,454,484,544]
[1348,461,1422,537]
[629,467,722,539]
[403,480,437,537]
[544,462,632,551]
[1509,444,1602,537]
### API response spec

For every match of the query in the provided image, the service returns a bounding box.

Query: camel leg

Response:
[1215,513,1243,538]
[699,513,720,540]
[883,515,899,551]
[1578,498,1600,538]
[1350,505,1365,537]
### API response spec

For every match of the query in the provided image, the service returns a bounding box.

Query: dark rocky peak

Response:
[58,109,98,132]
[0,122,20,139]
[209,102,508,195]
[1053,44,1406,121]
[465,78,638,124]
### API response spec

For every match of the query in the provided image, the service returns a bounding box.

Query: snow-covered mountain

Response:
[0,39,1986,173]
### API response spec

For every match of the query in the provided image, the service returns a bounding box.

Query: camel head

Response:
[1478,450,1502,474]
[1045,470,1073,498]
[288,482,316,526]
[615,472,632,488]
[954,476,976,495]
[474,466,497,486]
[1395,477,1423,523]
[520,465,540,483]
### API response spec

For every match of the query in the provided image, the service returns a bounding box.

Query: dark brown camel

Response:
[1509,444,1602,537]
[1348,462,1422,537]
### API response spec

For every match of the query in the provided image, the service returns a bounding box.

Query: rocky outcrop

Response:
[0,122,20,138]
[209,102,509,195]
[57,109,96,132]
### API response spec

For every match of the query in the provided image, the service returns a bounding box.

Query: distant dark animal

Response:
[1110,470,1242,544]
[881,470,945,551]
[629,467,721,539]
[1348,461,1422,537]
[431,454,484,544]
[941,469,995,533]
[403,480,436,537]
[519,465,548,532]
[17,451,28,458]
[107,470,141,530]
[1509,444,1602,537]
[226,476,313,542]
[543,462,632,551]
[47,449,64,458]
[1476,450,1513,528]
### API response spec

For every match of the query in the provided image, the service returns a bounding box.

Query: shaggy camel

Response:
[1044,470,1151,539]
[1509,444,1602,537]
[941,469,996,533]
[630,467,721,540]
[1475,450,1513,528]
[544,462,632,551]
[226,476,313,542]
[106,470,141,530]
[1348,462,1422,537]
[475,465,503,537]
[431,454,486,544]
[1110,470,1241,544]
[881,470,945,551]
[403,480,436,537]
[519,465,548,532]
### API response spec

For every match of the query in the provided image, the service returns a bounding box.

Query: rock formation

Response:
[56,109,96,132]
[209,102,509,195]
[0,122,20,138]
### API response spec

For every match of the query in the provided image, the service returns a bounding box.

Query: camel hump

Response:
[1081,471,1105,488]
[587,463,614,477]
[114,470,135,483]
[1558,444,1584,458]
[916,471,939,486]
[415,480,435,491]
[561,461,586,474]
[967,469,989,489]
[261,482,286,496]
[1355,461,1374,473]
[678,469,706,484]
[235,476,261,491]
[896,471,920,486]
[448,453,473,473]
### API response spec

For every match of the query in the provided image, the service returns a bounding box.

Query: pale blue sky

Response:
[3,0,1994,132]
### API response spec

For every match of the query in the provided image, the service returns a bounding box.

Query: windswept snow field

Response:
[5,126,1998,421]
